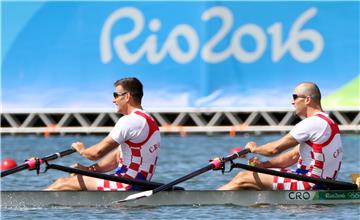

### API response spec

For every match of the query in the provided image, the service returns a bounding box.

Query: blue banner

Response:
[2,1,359,109]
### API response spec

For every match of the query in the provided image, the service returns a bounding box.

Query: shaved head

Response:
[295,82,321,101]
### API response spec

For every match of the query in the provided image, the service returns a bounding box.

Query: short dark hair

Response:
[301,82,321,100]
[114,77,143,104]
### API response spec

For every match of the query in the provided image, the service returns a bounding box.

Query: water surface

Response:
[1,134,359,219]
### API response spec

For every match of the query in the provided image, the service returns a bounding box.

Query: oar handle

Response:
[225,148,251,162]
[1,148,77,178]
[42,149,76,161]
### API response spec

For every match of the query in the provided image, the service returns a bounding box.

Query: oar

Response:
[117,148,251,203]
[46,164,184,190]
[1,149,76,177]
[231,163,358,190]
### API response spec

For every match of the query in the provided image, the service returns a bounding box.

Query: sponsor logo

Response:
[324,192,346,199]
[101,7,323,65]
[319,191,360,200]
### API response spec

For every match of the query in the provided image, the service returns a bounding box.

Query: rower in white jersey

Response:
[46,77,161,191]
[218,82,343,190]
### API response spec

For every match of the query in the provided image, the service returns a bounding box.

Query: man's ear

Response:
[305,96,312,104]
[125,92,131,102]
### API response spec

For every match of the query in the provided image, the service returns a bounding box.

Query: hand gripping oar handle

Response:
[118,148,250,203]
[1,148,76,177]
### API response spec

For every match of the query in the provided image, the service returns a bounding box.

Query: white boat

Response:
[1,190,359,207]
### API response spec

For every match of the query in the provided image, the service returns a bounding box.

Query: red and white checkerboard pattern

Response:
[273,114,342,190]
[272,169,315,190]
[97,174,133,191]
[97,111,160,191]
[306,114,341,179]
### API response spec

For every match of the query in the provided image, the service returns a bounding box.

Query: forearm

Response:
[75,136,119,161]
[251,133,299,157]
[91,150,120,173]
[79,143,107,161]
[259,147,300,169]
[252,142,280,157]
[261,157,296,169]
[88,162,117,173]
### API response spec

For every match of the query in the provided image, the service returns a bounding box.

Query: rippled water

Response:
[1,134,360,219]
[2,204,360,220]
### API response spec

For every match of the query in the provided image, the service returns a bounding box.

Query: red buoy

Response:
[0,158,17,171]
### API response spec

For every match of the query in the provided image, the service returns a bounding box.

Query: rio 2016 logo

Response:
[100,6,324,65]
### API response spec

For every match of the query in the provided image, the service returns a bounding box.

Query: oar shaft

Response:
[232,163,358,190]
[155,148,251,193]
[117,148,250,203]
[1,164,30,177]
[154,164,213,193]
[116,148,250,203]
[47,164,183,190]
[154,149,250,193]
[1,149,76,178]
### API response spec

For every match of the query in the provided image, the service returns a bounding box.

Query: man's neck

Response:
[125,105,143,115]
[306,106,323,117]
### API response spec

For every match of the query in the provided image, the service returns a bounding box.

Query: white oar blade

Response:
[117,190,153,203]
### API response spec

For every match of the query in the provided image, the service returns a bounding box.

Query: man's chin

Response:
[295,111,306,118]
[293,111,301,117]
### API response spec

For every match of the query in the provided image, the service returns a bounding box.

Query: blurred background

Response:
[2,1,359,110]
[2,1,359,136]
[1,1,359,134]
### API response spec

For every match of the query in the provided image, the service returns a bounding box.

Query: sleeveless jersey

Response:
[97,109,161,191]
[273,112,343,190]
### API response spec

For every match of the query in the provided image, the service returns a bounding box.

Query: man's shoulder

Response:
[121,113,144,123]
[292,115,326,132]
[301,114,328,124]
[122,109,147,119]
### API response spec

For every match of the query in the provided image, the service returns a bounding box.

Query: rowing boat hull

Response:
[1,190,359,207]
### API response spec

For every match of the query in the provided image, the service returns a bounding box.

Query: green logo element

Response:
[318,191,360,200]
[323,76,360,108]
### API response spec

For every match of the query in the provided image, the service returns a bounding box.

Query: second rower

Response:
[219,82,343,190]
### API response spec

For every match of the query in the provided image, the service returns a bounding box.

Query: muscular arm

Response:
[74,136,119,161]
[260,146,300,169]
[251,133,299,156]
[88,150,120,173]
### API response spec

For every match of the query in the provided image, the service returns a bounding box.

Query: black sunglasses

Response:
[113,91,128,98]
[292,94,307,101]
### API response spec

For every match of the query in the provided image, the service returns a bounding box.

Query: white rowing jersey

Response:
[97,109,161,191]
[290,112,343,180]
